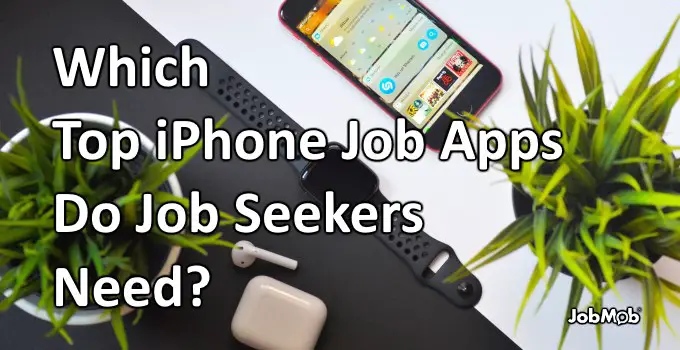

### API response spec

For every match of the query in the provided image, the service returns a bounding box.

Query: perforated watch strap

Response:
[176,39,308,172]
[371,191,482,309]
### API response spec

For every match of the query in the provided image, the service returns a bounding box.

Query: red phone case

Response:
[278,0,503,152]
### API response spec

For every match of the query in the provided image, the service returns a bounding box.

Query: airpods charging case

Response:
[231,276,328,350]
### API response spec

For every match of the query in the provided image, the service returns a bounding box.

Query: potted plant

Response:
[0,58,243,350]
[445,5,680,350]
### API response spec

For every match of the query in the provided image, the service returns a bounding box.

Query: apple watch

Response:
[177,39,482,308]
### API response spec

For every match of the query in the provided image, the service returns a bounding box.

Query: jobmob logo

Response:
[567,307,642,326]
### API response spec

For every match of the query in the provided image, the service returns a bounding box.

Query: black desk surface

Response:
[0,0,520,349]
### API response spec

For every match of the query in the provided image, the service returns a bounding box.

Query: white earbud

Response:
[232,241,298,271]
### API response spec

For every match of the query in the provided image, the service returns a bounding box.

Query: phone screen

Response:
[296,0,484,133]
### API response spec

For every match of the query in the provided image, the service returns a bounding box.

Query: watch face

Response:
[301,144,379,205]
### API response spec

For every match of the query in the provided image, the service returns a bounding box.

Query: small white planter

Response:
[0,112,183,326]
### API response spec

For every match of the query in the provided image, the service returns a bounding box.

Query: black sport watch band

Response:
[177,39,308,173]
[370,191,483,308]
[178,39,482,309]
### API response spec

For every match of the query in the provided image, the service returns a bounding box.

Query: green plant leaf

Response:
[652,272,676,337]
[637,67,680,134]
[449,214,539,282]
[558,276,585,350]
[0,129,30,157]
[13,254,40,290]
[73,156,93,195]
[46,304,77,339]
[119,181,142,225]
[640,268,656,350]
[558,230,601,298]
[609,173,642,191]
[112,100,121,129]
[0,218,53,228]
[0,280,40,311]
[566,0,605,119]
[603,89,654,171]
[591,294,604,350]
[535,259,564,311]
[133,309,144,326]
[548,56,574,106]
[536,38,554,128]
[111,307,129,350]
[616,15,679,110]
[579,225,618,296]
[616,191,680,207]
[604,235,654,266]
[139,116,228,193]
[533,208,549,274]
[0,268,17,293]
[661,280,680,310]
[0,152,31,172]
[514,263,542,334]
[52,143,66,193]
[85,236,104,276]
[68,241,84,277]
[0,248,23,259]
[13,57,60,141]
[538,163,571,204]
[519,50,540,131]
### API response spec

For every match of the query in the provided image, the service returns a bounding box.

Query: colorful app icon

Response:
[379,78,397,95]
[446,50,473,76]
[406,104,419,117]
[433,67,458,91]
[422,105,433,115]
[417,39,429,51]
[426,28,438,40]
[313,32,321,41]
[419,83,446,107]
[406,99,424,117]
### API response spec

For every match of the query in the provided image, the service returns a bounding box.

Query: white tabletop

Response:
[122,0,680,349]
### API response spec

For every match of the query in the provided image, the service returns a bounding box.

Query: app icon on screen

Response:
[413,99,423,108]
[379,78,397,94]
[417,39,429,51]
[446,50,473,76]
[406,103,420,117]
[313,33,321,41]
[426,29,438,40]
[419,83,446,107]
[434,67,458,91]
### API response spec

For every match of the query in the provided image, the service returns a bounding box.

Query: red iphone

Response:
[279,0,502,151]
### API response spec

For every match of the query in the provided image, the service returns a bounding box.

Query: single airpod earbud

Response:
[232,241,298,271]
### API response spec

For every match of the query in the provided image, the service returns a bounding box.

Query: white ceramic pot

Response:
[0,112,183,326]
